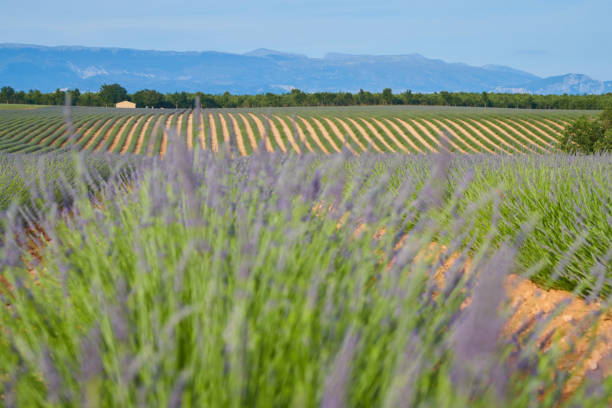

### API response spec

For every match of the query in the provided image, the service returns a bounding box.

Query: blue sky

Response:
[2,0,611,79]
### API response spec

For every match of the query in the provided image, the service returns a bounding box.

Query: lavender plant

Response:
[0,142,610,406]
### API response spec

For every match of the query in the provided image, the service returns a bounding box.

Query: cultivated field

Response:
[0,103,611,406]
[0,150,611,406]
[0,105,590,156]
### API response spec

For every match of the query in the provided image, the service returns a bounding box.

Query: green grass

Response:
[0,104,48,110]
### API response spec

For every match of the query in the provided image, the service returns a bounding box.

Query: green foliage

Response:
[3,82,612,109]
[0,152,611,406]
[132,89,165,108]
[99,83,129,106]
[559,108,612,153]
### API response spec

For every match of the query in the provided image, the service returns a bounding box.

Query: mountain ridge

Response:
[1,43,609,95]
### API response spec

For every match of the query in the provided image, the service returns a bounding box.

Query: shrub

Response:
[559,108,612,153]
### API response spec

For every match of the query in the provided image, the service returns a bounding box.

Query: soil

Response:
[99,117,131,153]
[367,118,409,153]
[248,113,275,153]
[265,115,288,153]
[481,119,535,153]
[393,118,438,152]
[455,118,513,154]
[198,112,206,150]
[417,242,612,397]
[312,116,356,155]
[186,112,193,150]
[127,115,153,155]
[83,118,114,150]
[297,116,330,154]
[109,116,136,153]
[380,118,424,154]
[421,119,468,153]
[272,115,304,154]
[498,119,553,149]
[358,117,399,152]
[218,113,231,146]
[238,113,259,152]
[331,117,371,152]
[344,117,384,152]
[208,113,219,152]
[323,117,364,153]
[226,113,248,156]
[431,118,490,153]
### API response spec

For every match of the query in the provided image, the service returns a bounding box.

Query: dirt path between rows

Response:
[297,116,331,154]
[208,113,219,152]
[238,113,259,152]
[158,114,175,158]
[380,118,424,154]
[408,119,451,152]
[393,118,438,153]
[108,116,137,153]
[544,118,567,131]
[289,116,315,153]
[218,113,231,147]
[198,112,206,150]
[61,119,102,148]
[306,116,342,153]
[40,124,71,147]
[312,117,355,155]
[342,117,382,152]
[368,118,410,153]
[324,117,365,153]
[84,118,114,150]
[420,119,469,153]
[96,116,130,153]
[497,119,553,150]
[176,112,184,138]
[139,115,163,156]
[516,119,559,145]
[455,119,513,155]
[186,112,194,150]
[531,120,564,139]
[248,113,274,153]
[357,118,399,153]
[227,113,248,156]
[264,115,287,153]
[431,118,489,154]
[468,119,522,154]
[481,119,536,153]
[273,115,302,154]
[329,118,368,152]
[123,115,151,154]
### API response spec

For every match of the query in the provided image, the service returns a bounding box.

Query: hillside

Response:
[2,43,610,95]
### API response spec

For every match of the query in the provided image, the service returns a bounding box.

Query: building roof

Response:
[115,100,136,108]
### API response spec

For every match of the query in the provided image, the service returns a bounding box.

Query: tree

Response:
[132,89,164,108]
[52,89,65,105]
[381,88,393,105]
[99,83,128,106]
[481,92,492,108]
[1,86,15,104]
[558,108,612,153]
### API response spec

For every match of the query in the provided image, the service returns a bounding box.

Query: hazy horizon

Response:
[2,0,611,81]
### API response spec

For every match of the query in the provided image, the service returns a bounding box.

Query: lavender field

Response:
[0,143,610,406]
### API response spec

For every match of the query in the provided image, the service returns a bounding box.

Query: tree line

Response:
[1,84,611,110]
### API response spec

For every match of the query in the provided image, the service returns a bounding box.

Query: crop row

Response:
[0,106,585,156]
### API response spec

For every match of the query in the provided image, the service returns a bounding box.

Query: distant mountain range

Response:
[1,43,610,95]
